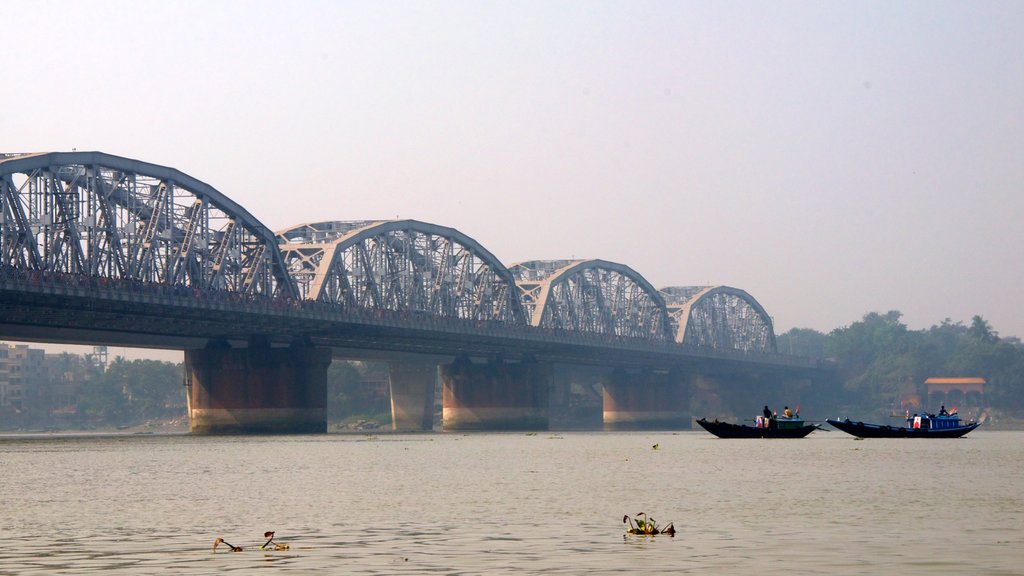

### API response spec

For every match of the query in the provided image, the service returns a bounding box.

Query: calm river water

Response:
[0,430,1021,575]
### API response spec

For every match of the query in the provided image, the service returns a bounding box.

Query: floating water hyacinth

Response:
[623,512,675,536]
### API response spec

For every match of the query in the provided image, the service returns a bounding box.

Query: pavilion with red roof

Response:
[923,377,985,409]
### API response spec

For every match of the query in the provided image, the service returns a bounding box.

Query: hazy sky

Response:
[4,0,1024,355]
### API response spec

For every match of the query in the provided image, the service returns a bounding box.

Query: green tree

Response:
[824,311,924,414]
[110,359,185,421]
[967,315,999,344]
[327,360,390,425]
[776,328,827,358]
[77,365,127,424]
[945,317,1024,411]
[75,358,185,426]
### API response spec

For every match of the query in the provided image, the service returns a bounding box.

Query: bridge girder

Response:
[1,151,785,356]
[509,259,671,340]
[277,220,526,324]
[0,151,296,298]
[661,285,776,352]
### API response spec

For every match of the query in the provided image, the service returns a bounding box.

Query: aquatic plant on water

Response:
[213,538,243,552]
[213,530,290,552]
[261,531,290,551]
[623,512,675,536]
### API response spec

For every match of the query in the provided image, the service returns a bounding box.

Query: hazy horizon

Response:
[4,1,1023,354]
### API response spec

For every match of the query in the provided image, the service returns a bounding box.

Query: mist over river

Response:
[1,430,1020,575]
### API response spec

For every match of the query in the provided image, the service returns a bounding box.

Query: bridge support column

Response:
[388,361,438,431]
[186,342,332,434]
[690,374,728,422]
[548,364,605,430]
[602,369,690,430]
[440,356,550,431]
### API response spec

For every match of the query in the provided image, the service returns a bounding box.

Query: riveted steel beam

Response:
[509,259,671,340]
[0,151,296,299]
[661,285,776,352]
[278,220,526,324]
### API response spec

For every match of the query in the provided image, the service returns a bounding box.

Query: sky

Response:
[3,0,1023,362]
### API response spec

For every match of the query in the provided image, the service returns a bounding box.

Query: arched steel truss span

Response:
[509,259,671,340]
[661,285,776,352]
[0,151,296,298]
[277,220,526,324]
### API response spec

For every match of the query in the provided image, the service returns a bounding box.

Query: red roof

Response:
[924,377,986,385]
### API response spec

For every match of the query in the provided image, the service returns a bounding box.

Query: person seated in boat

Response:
[939,405,948,416]
[783,406,793,418]
[763,405,772,419]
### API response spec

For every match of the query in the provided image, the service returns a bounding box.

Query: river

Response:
[0,430,1020,575]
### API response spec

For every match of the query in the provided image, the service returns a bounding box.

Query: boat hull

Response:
[696,418,818,439]
[826,418,980,438]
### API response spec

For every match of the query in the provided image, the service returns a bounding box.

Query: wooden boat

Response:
[696,414,818,438]
[826,411,980,438]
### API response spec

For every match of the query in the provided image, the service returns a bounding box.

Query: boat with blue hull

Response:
[826,411,979,438]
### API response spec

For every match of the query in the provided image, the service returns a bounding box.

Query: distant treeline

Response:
[777,311,1024,417]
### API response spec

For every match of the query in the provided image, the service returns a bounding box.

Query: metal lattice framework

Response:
[509,259,671,340]
[661,286,776,352]
[277,220,526,323]
[0,152,296,298]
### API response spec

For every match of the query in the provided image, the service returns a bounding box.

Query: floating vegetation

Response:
[623,512,675,536]
[214,531,290,552]
[261,531,290,551]
[213,538,243,552]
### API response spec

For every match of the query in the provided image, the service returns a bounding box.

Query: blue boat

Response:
[827,410,979,438]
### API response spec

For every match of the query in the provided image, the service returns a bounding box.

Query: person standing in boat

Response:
[763,405,772,419]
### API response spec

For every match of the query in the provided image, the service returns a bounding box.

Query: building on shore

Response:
[0,343,47,413]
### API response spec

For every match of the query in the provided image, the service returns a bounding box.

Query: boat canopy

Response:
[913,414,962,431]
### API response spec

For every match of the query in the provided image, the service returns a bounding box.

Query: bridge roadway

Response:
[0,269,818,371]
[0,151,826,433]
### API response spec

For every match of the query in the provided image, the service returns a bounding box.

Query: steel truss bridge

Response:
[1,151,812,372]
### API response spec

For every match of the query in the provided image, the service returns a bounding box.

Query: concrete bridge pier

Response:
[185,340,332,434]
[440,356,550,431]
[549,364,606,430]
[602,368,691,430]
[691,372,811,421]
[388,361,438,431]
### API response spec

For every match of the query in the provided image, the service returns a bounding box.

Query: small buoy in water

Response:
[652,443,660,450]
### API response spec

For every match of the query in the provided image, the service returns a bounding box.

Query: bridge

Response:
[1,151,823,433]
